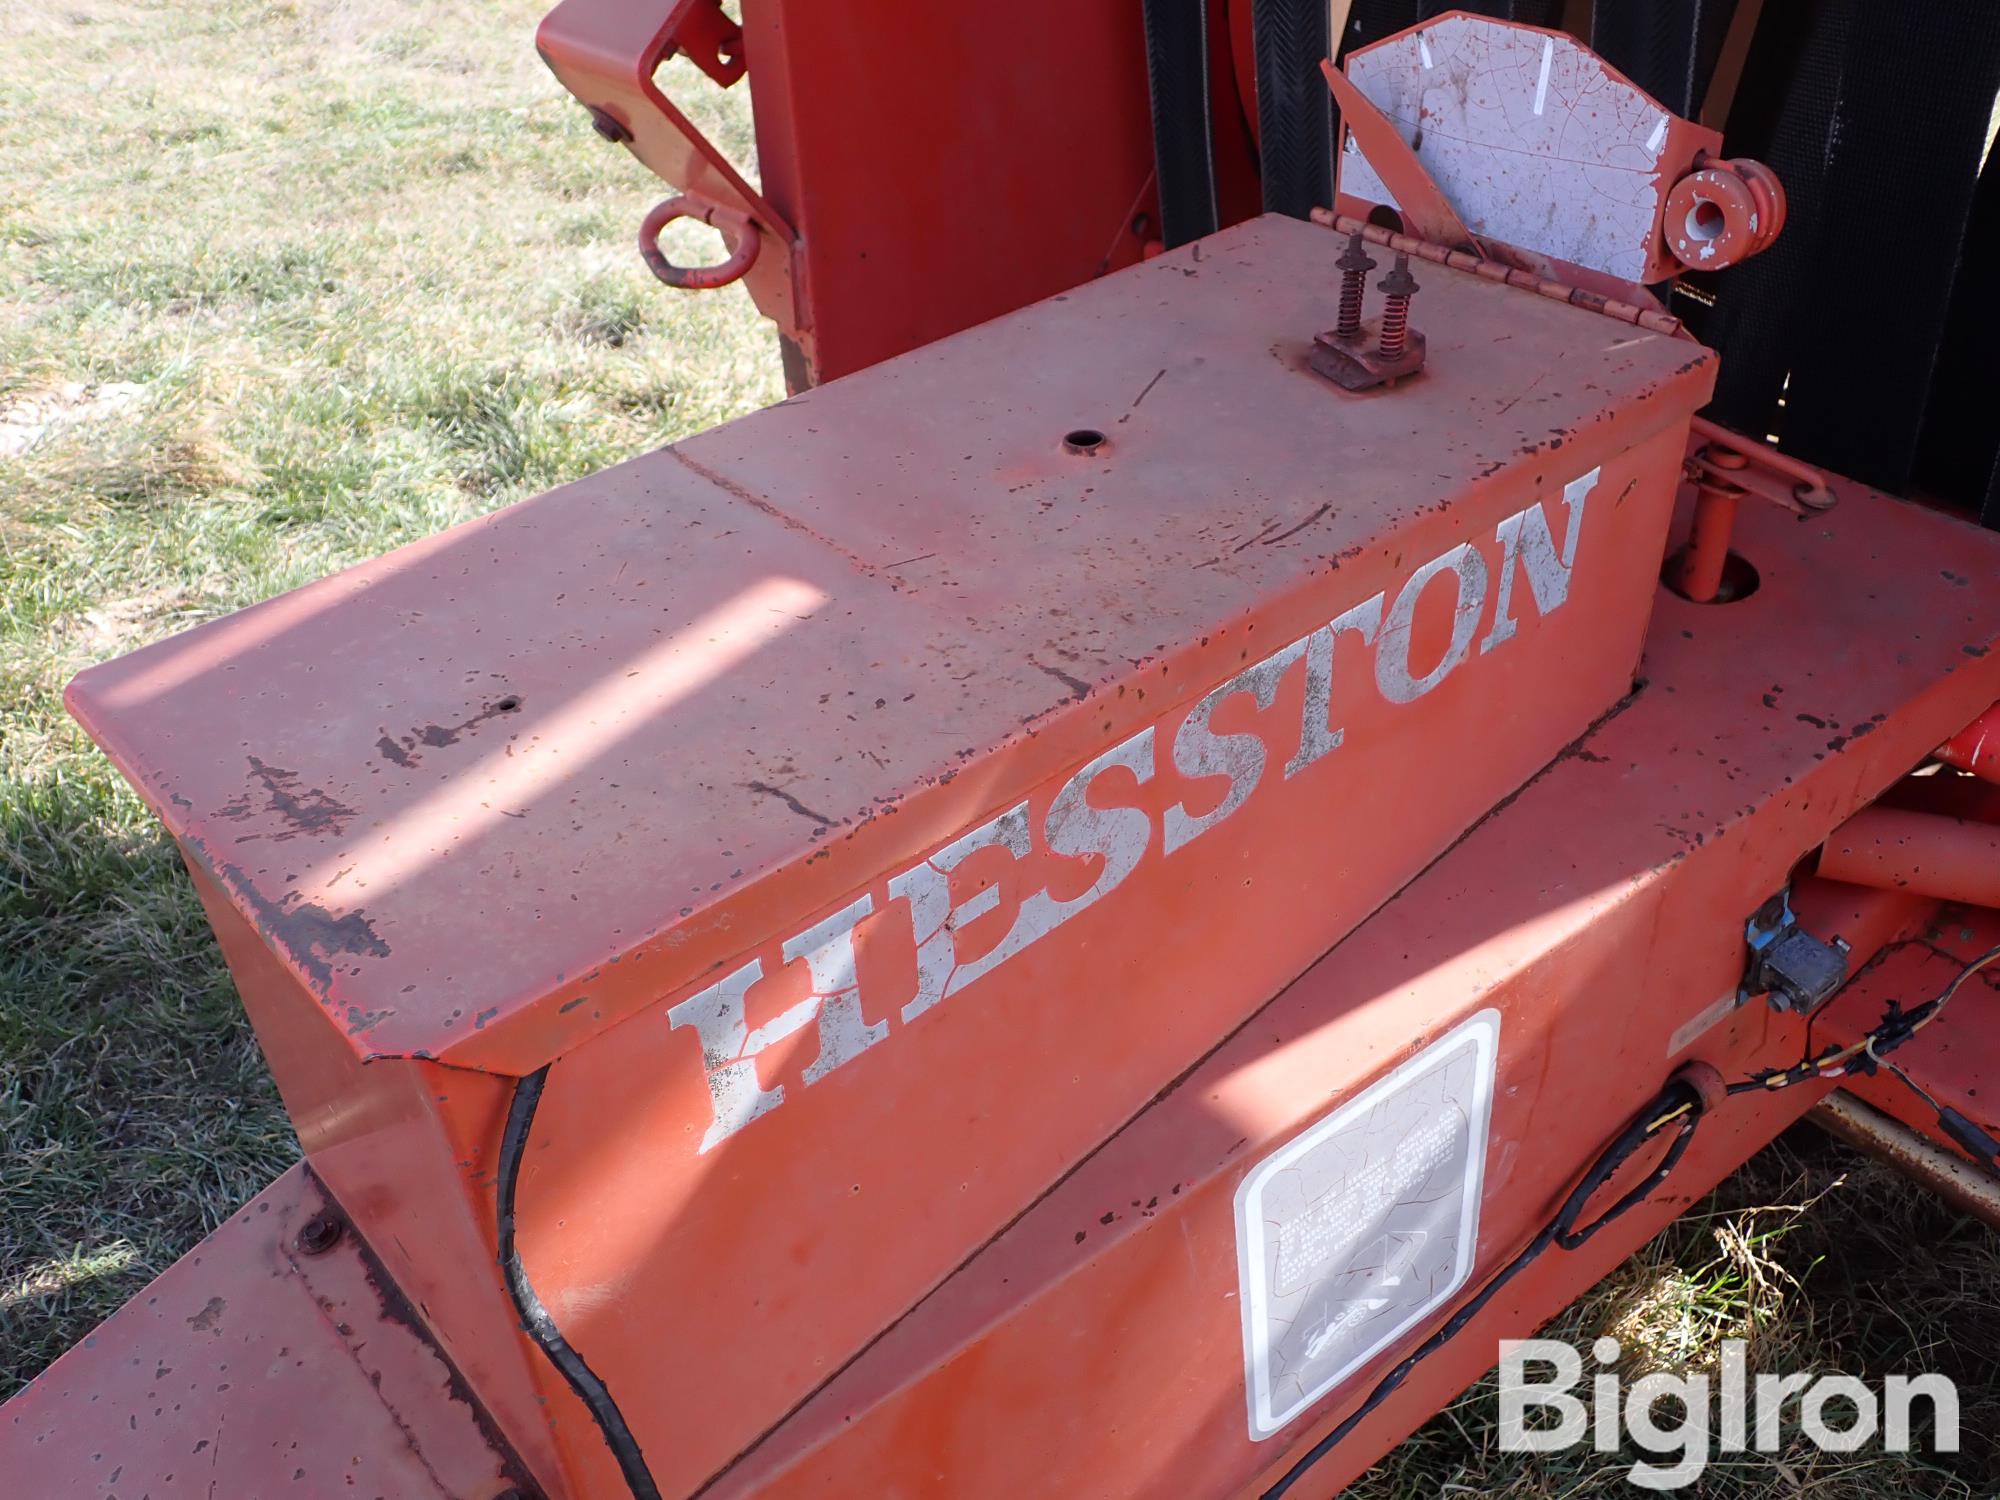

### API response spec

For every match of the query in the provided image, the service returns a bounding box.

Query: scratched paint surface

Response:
[0,1166,522,1498]
[65,214,1707,1067]
[1340,15,1679,283]
[712,474,2000,1500]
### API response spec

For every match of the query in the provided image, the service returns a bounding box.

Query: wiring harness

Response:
[490,946,1998,1500]
[1262,1077,1704,1498]
[1266,939,2000,1498]
[1729,941,2000,1168]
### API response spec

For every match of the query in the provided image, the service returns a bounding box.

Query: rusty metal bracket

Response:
[666,0,746,89]
[1689,415,1836,511]
[1310,325,1427,391]
[537,0,799,334]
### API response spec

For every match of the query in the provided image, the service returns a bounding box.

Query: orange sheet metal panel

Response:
[66,215,1713,1495]
[713,464,2000,1499]
[63,215,1710,1079]
[0,1166,525,1499]
[736,0,1161,382]
[179,874,569,1493]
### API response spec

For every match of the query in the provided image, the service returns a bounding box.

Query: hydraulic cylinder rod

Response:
[1938,702,2000,784]
[1817,806,2000,909]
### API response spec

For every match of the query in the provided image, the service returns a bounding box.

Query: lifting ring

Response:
[639,194,760,291]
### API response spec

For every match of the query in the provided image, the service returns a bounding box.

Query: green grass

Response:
[1356,1135,2000,1495]
[0,0,777,1393]
[1,2,1996,1494]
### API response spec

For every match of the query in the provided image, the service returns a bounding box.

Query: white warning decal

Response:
[1235,1009,1499,1440]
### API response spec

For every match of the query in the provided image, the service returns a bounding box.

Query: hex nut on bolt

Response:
[296,1214,344,1256]
[586,106,632,144]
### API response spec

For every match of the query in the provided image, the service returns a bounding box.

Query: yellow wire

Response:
[1809,941,2000,1079]
[1647,1100,1695,1131]
[1908,941,2000,1036]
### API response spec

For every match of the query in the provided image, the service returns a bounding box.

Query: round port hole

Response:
[1062,428,1107,456]
[1684,197,1727,243]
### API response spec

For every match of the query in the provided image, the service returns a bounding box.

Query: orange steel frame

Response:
[7,7,2000,1500]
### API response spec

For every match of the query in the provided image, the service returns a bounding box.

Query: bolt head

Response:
[586,106,632,144]
[1336,234,1377,274]
[296,1214,344,1256]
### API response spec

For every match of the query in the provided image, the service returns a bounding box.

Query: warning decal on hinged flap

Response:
[1235,1008,1499,1440]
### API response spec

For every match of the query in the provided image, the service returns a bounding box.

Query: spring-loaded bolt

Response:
[1377,254,1419,359]
[1335,232,1377,341]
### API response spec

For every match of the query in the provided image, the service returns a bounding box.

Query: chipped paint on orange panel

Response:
[0,1167,527,1499]
[64,215,1714,1078]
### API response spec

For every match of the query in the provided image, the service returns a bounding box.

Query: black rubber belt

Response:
[1421,0,1564,20]
[1592,0,1733,119]
[1696,0,1855,441]
[1142,0,1220,247]
[1777,0,2000,495]
[1252,0,1333,219]
[1922,149,2000,529]
[1702,0,2000,501]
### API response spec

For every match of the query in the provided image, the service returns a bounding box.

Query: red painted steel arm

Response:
[1939,702,2000,784]
[1689,415,1836,511]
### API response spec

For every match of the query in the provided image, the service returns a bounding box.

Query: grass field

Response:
[1,2,1995,1494]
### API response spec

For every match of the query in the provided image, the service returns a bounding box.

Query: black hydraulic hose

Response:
[498,1064,663,1500]
[1262,1077,1706,1498]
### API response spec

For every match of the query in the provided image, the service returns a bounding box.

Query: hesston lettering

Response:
[669,467,1602,1149]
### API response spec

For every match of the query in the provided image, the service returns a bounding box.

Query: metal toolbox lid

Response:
[66,213,1713,1071]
